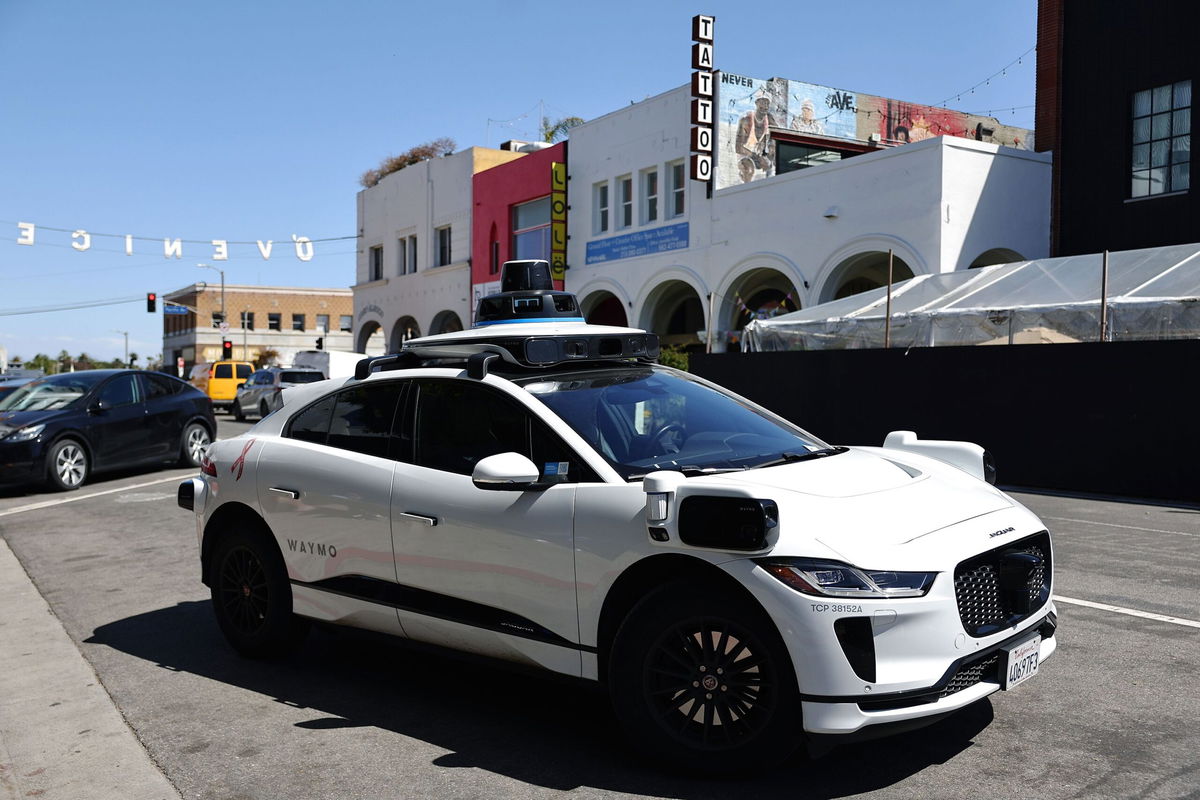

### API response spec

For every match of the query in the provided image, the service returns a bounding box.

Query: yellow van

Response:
[203,361,253,412]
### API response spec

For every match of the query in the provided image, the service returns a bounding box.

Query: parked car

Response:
[179,261,1055,770]
[1,370,215,491]
[232,367,326,421]
[200,360,253,412]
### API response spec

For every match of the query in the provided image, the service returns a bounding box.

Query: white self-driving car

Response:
[179,260,1056,770]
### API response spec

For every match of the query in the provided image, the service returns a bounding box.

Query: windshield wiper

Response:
[753,447,848,469]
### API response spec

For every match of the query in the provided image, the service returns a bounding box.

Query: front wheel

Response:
[210,527,309,658]
[609,584,801,772]
[179,422,211,467]
[46,438,89,491]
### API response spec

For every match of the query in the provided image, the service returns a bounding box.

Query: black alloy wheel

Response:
[609,584,801,771]
[232,399,245,422]
[210,529,308,658]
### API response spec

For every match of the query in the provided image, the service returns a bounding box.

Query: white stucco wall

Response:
[565,84,1051,344]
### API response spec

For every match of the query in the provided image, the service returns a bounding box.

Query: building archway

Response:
[720,267,801,350]
[969,248,1024,268]
[389,316,421,351]
[820,251,915,303]
[581,291,628,327]
[356,320,385,355]
[430,310,464,335]
[639,280,706,349]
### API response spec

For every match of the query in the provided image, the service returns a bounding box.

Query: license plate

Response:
[1001,635,1041,690]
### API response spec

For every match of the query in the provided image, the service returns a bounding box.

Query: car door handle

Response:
[398,511,438,527]
[268,487,301,500]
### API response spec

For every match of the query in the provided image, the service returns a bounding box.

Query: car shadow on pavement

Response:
[86,600,994,797]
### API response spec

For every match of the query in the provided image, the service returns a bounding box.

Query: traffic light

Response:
[146,292,157,312]
[315,337,324,350]
[221,340,233,360]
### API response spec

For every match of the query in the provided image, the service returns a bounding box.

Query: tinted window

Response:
[98,375,139,407]
[287,395,335,445]
[214,364,232,379]
[327,383,404,458]
[236,364,253,379]
[411,379,594,482]
[141,373,180,399]
[280,371,324,385]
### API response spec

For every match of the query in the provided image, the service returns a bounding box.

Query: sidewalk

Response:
[0,537,182,800]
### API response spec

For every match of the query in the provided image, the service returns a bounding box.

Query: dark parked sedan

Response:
[0,370,216,491]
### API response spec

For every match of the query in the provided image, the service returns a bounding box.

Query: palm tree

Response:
[541,116,584,143]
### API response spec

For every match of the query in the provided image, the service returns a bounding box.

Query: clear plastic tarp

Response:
[744,244,1200,351]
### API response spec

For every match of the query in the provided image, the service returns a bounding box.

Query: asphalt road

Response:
[2,416,1198,799]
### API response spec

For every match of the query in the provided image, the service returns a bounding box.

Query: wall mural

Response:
[714,71,1031,190]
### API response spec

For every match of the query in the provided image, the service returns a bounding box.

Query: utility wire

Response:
[0,296,142,317]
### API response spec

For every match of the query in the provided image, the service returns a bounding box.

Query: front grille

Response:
[955,531,1051,637]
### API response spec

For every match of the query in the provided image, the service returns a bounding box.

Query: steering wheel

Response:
[650,422,687,453]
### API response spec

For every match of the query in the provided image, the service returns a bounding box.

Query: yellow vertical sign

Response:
[550,162,567,281]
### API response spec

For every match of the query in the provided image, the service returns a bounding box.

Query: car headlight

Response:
[4,423,46,442]
[758,558,936,598]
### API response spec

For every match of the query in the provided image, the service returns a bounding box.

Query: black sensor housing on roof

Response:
[475,260,583,326]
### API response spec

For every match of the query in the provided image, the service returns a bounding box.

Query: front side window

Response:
[513,196,551,261]
[594,182,609,234]
[98,374,140,407]
[1132,80,1191,197]
[519,367,834,480]
[327,382,405,458]
[617,175,633,229]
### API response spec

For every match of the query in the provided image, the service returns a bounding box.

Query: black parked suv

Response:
[0,370,216,491]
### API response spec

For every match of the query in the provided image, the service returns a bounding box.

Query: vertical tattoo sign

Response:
[690,14,715,184]
[550,161,568,284]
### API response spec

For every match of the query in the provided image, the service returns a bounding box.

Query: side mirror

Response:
[88,398,109,415]
[472,452,540,491]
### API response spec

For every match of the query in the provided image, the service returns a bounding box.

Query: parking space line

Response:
[0,474,186,518]
[1043,515,1200,538]
[1055,595,1200,629]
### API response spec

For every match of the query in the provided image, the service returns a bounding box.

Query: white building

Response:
[566,85,1051,350]
[353,147,523,353]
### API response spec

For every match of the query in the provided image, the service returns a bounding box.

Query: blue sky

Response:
[0,0,1038,364]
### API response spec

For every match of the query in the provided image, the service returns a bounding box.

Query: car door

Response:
[388,377,586,676]
[137,373,182,460]
[238,370,265,413]
[86,373,149,467]
[255,380,407,636]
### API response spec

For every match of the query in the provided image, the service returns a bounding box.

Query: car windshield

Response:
[517,366,839,480]
[0,372,107,412]
[280,371,324,384]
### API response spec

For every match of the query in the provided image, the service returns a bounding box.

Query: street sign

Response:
[219,322,230,334]
[163,304,189,315]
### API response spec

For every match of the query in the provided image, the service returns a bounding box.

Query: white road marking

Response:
[1055,595,1200,629]
[1043,515,1200,538]
[0,474,187,518]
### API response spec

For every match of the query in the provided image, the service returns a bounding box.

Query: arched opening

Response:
[640,280,706,350]
[820,251,915,303]
[389,316,421,351]
[356,321,385,355]
[969,248,1024,268]
[581,291,628,327]
[723,268,801,351]
[430,310,464,335]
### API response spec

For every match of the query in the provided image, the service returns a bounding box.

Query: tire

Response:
[45,438,89,491]
[232,400,245,422]
[609,583,801,772]
[179,422,211,467]
[210,526,309,658]
[259,400,270,419]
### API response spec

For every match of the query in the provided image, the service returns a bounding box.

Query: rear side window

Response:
[287,396,335,445]
[141,374,181,399]
[327,383,405,458]
[281,371,324,384]
[214,364,232,379]
[236,364,253,379]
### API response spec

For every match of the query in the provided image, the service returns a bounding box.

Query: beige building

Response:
[162,284,357,372]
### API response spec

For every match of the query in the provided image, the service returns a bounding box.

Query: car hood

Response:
[700,447,1014,561]
[0,409,67,437]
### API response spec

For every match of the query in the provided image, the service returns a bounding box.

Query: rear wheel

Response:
[210,527,309,658]
[46,438,89,491]
[179,422,211,467]
[609,584,801,772]
[259,400,271,419]
[232,400,245,421]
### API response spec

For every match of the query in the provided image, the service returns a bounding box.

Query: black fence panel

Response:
[691,340,1198,503]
